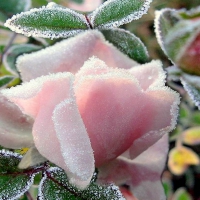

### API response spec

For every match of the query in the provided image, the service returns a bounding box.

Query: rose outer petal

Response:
[0,93,33,149]
[129,60,166,91]
[2,73,94,189]
[17,30,137,82]
[75,58,143,166]
[98,134,169,200]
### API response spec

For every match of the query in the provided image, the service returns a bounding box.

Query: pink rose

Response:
[68,0,103,12]
[0,30,180,199]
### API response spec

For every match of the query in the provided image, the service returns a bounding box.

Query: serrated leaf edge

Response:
[90,0,153,29]
[4,5,90,39]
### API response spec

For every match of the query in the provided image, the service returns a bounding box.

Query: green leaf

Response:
[101,28,149,63]
[181,75,200,110]
[3,44,41,76]
[179,6,200,19]
[90,0,152,28]
[0,150,36,200]
[0,75,14,88]
[0,0,31,17]
[173,188,192,200]
[0,11,7,25]
[38,167,125,200]
[4,3,90,39]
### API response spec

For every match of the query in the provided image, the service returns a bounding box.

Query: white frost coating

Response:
[90,0,153,28]
[1,72,73,99]
[4,4,90,39]
[165,20,200,62]
[154,9,175,57]
[181,74,200,110]
[0,150,36,200]
[129,85,180,159]
[52,98,95,189]
[3,44,41,76]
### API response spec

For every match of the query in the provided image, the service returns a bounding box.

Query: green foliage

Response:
[3,44,41,76]
[102,28,149,63]
[4,4,90,39]
[90,0,152,28]
[0,0,31,18]
[0,75,14,88]
[38,167,125,200]
[0,150,36,200]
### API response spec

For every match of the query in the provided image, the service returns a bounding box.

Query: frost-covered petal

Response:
[128,88,180,159]
[2,73,94,189]
[17,30,137,82]
[53,98,94,189]
[75,58,143,166]
[0,93,33,149]
[98,134,169,200]
[68,0,103,12]
[129,60,166,91]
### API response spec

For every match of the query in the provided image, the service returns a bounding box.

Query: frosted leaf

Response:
[178,5,200,19]
[38,167,125,200]
[181,74,200,110]
[0,75,15,88]
[166,65,182,81]
[155,8,200,63]
[89,0,152,28]
[0,0,31,17]
[4,3,90,39]
[3,44,41,76]
[101,28,149,63]
[0,150,36,200]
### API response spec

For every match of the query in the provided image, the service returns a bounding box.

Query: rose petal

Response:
[128,87,180,159]
[75,58,144,166]
[2,72,94,189]
[53,99,94,188]
[17,30,138,82]
[98,134,169,200]
[129,60,166,91]
[0,93,33,149]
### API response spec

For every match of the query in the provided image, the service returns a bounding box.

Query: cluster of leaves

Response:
[0,150,125,200]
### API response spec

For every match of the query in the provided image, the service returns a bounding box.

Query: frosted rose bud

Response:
[155,7,200,75]
[178,32,200,75]
[0,31,180,199]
